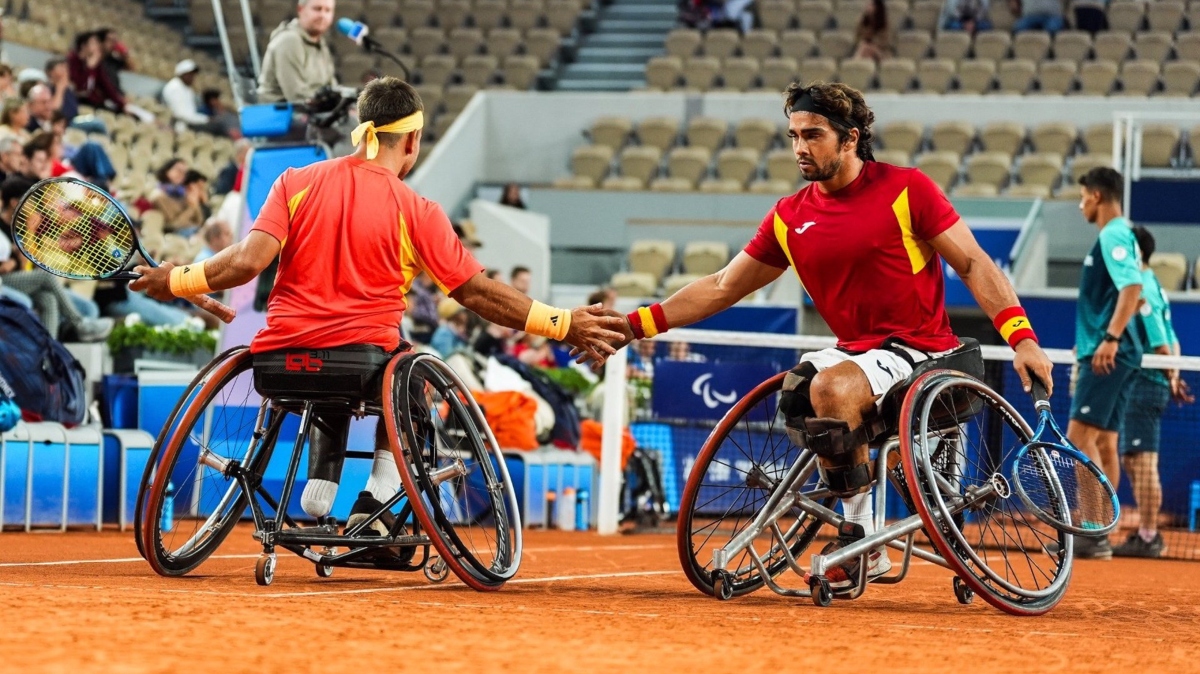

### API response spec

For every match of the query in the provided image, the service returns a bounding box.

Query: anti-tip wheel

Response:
[809,577,833,607]
[953,576,975,605]
[712,570,734,601]
[424,555,449,584]
[255,554,276,587]
[315,563,334,578]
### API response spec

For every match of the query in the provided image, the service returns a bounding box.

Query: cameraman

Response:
[258,0,337,103]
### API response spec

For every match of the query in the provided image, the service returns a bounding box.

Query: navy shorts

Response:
[1070,358,1139,432]
[1119,375,1170,454]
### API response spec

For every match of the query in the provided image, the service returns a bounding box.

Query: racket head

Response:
[11,177,143,281]
[1011,439,1119,537]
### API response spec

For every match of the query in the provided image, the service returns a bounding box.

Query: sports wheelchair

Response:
[133,345,522,590]
[676,339,1074,616]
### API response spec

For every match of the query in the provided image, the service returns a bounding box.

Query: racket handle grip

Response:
[1030,375,1050,409]
[185,294,237,324]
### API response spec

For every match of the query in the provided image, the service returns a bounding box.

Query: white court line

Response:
[256,570,678,598]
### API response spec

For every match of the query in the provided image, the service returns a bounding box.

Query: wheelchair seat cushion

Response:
[253,344,397,400]
[872,337,985,442]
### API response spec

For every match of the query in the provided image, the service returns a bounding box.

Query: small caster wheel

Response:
[255,554,276,587]
[424,555,449,583]
[315,563,334,578]
[809,577,833,607]
[711,570,734,601]
[953,577,974,605]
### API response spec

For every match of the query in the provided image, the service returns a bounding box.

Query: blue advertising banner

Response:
[651,361,778,421]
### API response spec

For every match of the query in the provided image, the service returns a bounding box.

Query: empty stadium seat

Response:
[619,146,664,184]
[779,29,818,59]
[591,117,634,150]
[956,59,996,94]
[917,59,956,94]
[965,152,1012,189]
[683,241,731,275]
[735,118,780,153]
[1037,60,1077,95]
[686,117,730,152]
[910,0,942,30]
[760,0,796,30]
[1134,32,1174,63]
[420,54,457,87]
[410,27,446,58]
[663,273,704,294]
[461,54,498,87]
[646,56,684,90]
[1070,152,1112,183]
[749,178,797,193]
[698,178,745,193]
[1018,153,1064,192]
[1149,252,1188,290]
[879,120,924,156]
[704,29,742,59]
[1092,33,1132,62]
[629,240,677,281]
[1106,0,1145,31]
[507,0,543,31]
[801,56,839,83]
[930,120,975,156]
[1012,31,1052,61]
[818,30,856,58]
[721,57,761,91]
[1006,183,1052,199]
[934,31,972,61]
[838,58,877,91]
[879,58,917,92]
[637,117,681,151]
[743,29,781,59]
[602,175,647,190]
[953,183,1000,197]
[667,146,713,186]
[1147,0,1185,30]
[610,272,658,297]
[716,147,762,186]
[503,55,540,90]
[1031,122,1078,156]
[834,0,867,29]
[1161,62,1200,97]
[997,59,1037,94]
[568,143,614,182]
[895,31,933,60]
[915,151,960,191]
[1176,32,1200,62]
[1052,30,1092,63]
[1120,60,1160,96]
[973,32,1012,61]
[1141,125,1180,167]
[1078,61,1119,96]
[1083,123,1114,155]
[766,148,802,183]
[980,121,1026,157]
[874,149,912,166]
[684,56,722,90]
[797,0,834,30]
[525,28,563,65]
[553,175,597,189]
[761,56,802,89]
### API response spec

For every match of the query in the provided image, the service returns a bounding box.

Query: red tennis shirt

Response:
[249,156,483,353]
[744,161,961,353]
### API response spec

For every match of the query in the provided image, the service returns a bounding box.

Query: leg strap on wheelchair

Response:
[819,462,874,495]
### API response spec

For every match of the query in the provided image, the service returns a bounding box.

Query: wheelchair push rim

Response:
[383,352,522,591]
[677,373,831,598]
[899,370,1072,616]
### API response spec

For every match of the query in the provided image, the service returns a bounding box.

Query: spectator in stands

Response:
[96,28,135,93]
[67,31,125,113]
[199,89,241,138]
[431,299,472,357]
[500,182,526,209]
[0,136,25,181]
[257,0,337,103]
[515,333,556,367]
[587,286,618,311]
[486,268,503,281]
[510,266,532,295]
[213,138,251,195]
[1009,0,1065,33]
[0,223,34,309]
[22,133,52,179]
[66,139,117,191]
[25,83,54,133]
[150,158,208,235]
[667,340,706,363]
[854,0,893,61]
[0,98,31,144]
[0,176,113,341]
[941,0,992,34]
[0,64,15,100]
[43,57,78,122]
[162,60,219,135]
[194,218,233,263]
[1113,226,1194,559]
[405,272,442,344]
[453,220,483,251]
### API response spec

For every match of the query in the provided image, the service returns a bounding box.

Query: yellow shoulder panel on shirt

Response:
[287,185,311,219]
[771,212,799,270]
[892,187,934,274]
[397,212,421,295]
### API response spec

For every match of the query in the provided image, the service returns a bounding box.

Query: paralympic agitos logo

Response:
[691,373,737,409]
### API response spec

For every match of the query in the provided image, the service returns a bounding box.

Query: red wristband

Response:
[626,303,669,340]
[627,310,646,340]
[994,306,1038,349]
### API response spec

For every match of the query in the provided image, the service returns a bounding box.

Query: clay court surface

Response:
[2,527,1199,673]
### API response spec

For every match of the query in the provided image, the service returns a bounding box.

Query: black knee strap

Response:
[819,462,873,495]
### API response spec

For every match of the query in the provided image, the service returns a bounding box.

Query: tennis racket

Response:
[10,177,235,323]
[1011,376,1119,537]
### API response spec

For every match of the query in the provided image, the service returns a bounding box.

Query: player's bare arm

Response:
[572,252,784,368]
[928,219,1054,393]
[130,230,282,301]
[1091,284,1142,375]
[451,273,628,364]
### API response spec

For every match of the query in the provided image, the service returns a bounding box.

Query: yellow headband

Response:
[351,111,424,160]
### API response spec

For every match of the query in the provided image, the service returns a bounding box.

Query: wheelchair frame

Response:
[137,347,521,589]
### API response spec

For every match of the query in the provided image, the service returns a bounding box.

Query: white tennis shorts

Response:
[799,344,958,402]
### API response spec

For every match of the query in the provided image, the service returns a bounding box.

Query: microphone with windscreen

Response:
[335,17,410,80]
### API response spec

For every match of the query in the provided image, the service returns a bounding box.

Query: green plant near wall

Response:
[107,323,218,356]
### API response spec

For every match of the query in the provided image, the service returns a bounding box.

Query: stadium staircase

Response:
[554,0,677,91]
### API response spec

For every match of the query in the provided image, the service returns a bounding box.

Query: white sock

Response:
[842,491,875,536]
[301,478,339,518]
[365,449,401,503]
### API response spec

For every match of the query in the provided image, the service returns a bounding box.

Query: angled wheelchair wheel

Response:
[383,353,522,591]
[133,346,249,561]
[899,370,1072,616]
[677,373,832,598]
[139,349,280,577]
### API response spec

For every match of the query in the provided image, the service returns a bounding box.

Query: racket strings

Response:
[12,180,135,279]
[1016,444,1115,530]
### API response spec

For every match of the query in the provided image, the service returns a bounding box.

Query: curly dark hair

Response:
[782,81,876,161]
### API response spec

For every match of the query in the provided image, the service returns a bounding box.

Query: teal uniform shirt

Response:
[1133,267,1179,387]
[1075,216,1145,368]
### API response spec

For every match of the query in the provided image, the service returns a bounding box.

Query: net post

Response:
[597,346,628,535]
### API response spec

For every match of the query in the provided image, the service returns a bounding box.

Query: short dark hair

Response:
[202,88,221,104]
[356,77,424,149]
[1,176,35,207]
[782,81,876,161]
[1078,166,1123,204]
[183,169,208,186]
[44,56,67,74]
[23,132,54,160]
[155,158,185,183]
[17,79,38,100]
[586,288,608,305]
[1132,225,1155,265]
[50,110,67,125]
[511,266,531,278]
[73,31,96,53]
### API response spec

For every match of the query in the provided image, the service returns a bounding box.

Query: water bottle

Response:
[161,481,175,533]
[545,490,556,529]
[576,489,590,531]
[557,487,577,532]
